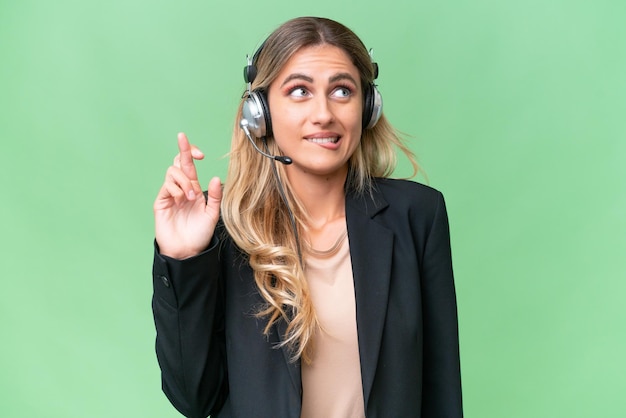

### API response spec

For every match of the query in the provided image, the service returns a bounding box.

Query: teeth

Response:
[307,137,338,144]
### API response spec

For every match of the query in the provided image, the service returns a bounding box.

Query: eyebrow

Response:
[280,72,358,88]
[280,73,313,87]
[329,73,358,85]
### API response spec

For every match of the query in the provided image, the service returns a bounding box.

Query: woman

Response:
[152,17,462,418]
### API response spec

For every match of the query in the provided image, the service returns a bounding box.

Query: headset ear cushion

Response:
[362,83,383,129]
[362,83,374,129]
[256,89,273,138]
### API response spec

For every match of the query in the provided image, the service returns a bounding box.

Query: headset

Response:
[240,42,383,155]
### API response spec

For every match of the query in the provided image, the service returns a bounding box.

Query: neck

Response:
[286,166,348,227]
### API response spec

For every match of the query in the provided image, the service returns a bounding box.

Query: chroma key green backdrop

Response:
[1,0,625,417]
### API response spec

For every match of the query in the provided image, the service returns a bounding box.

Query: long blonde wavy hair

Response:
[221,17,418,363]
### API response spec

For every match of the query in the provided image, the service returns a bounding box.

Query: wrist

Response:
[156,242,204,260]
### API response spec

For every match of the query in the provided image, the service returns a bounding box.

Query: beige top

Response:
[300,231,365,418]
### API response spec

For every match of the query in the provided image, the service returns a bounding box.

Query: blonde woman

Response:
[152,16,462,418]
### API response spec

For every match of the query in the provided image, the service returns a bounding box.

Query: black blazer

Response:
[152,178,463,418]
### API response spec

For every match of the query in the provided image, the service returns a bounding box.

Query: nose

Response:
[309,96,334,126]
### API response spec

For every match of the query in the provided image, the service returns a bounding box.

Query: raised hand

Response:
[154,133,222,259]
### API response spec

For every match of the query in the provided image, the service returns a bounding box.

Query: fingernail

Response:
[187,190,196,200]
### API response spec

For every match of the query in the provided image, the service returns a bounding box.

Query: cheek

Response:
[270,109,301,147]
[344,108,363,135]
[344,99,363,123]
[271,104,303,129]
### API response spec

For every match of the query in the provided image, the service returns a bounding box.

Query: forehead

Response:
[276,44,360,81]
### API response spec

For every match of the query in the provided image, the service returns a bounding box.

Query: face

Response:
[267,44,363,179]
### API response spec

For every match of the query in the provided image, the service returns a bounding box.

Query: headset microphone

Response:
[239,119,292,165]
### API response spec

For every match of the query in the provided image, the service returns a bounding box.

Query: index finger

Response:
[177,132,198,181]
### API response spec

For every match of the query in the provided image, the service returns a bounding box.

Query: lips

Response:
[304,132,341,145]
[306,137,339,144]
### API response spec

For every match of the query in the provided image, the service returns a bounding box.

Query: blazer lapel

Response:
[346,185,393,409]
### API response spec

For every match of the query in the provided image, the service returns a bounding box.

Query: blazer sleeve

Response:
[420,192,463,417]
[152,237,228,418]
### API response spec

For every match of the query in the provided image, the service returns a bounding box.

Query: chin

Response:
[296,161,349,177]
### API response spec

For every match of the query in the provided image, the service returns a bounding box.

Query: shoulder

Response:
[360,178,448,233]
[372,178,444,210]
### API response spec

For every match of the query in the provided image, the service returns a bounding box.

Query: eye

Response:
[331,86,352,98]
[288,87,309,97]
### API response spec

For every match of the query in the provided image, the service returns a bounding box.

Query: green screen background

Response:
[1,0,624,417]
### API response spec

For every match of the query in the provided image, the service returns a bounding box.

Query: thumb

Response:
[206,176,223,214]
